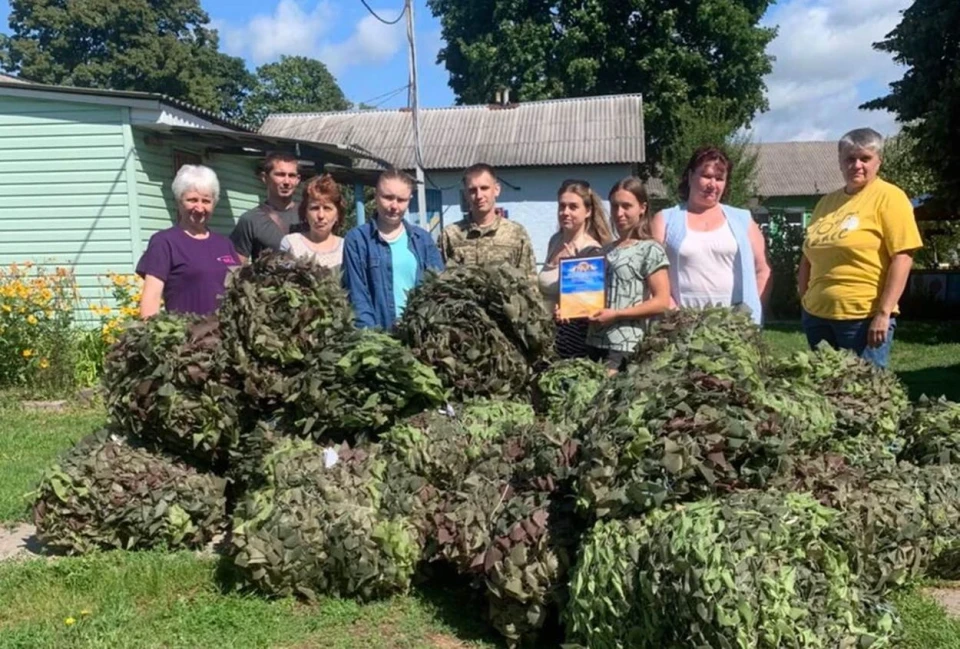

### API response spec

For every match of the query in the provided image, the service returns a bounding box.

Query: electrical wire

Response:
[358,84,410,108]
[359,0,406,25]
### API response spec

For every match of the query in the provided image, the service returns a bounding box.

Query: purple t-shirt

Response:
[136,227,239,315]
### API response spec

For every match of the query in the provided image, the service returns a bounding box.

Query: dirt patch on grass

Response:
[425,633,470,649]
[0,523,43,562]
[924,587,960,618]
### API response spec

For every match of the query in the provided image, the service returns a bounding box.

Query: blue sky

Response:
[0,0,910,141]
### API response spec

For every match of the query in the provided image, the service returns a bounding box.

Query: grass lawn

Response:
[0,319,958,647]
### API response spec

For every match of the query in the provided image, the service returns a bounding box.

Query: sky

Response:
[0,0,911,143]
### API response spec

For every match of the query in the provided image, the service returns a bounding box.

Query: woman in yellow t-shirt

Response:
[798,128,923,369]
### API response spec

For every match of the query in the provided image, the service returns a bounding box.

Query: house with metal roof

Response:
[0,79,365,318]
[261,94,646,263]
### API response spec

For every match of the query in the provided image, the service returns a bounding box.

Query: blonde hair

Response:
[557,179,614,245]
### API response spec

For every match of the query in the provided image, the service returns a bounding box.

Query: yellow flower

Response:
[21,349,34,359]
[80,609,91,617]
[39,358,50,370]
[27,314,38,325]
[64,617,76,626]
[1,304,10,313]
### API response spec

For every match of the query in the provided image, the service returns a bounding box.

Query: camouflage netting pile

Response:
[395,264,555,399]
[228,439,423,600]
[33,429,226,554]
[31,258,960,649]
[566,492,894,649]
[102,313,240,468]
[219,252,355,412]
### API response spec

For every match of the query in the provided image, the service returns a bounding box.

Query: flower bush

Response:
[75,273,143,385]
[0,263,143,393]
[0,262,77,389]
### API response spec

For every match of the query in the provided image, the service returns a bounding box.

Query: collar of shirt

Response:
[467,214,502,237]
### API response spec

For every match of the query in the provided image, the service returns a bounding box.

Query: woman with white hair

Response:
[136,164,240,317]
[798,127,923,368]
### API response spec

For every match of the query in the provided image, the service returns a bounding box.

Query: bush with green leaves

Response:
[33,429,227,555]
[566,492,894,649]
[395,264,555,399]
[103,313,240,468]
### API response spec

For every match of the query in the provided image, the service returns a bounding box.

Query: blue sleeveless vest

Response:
[662,203,763,325]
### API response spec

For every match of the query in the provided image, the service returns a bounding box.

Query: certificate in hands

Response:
[558,256,606,320]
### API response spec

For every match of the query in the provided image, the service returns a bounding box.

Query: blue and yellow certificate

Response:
[559,256,606,319]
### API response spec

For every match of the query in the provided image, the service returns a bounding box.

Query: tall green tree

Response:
[244,56,350,127]
[0,0,254,120]
[863,0,960,205]
[426,0,777,168]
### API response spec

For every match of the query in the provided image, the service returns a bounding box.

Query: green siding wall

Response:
[0,95,132,320]
[132,131,264,248]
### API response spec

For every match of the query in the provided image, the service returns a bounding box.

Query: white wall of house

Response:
[420,164,636,265]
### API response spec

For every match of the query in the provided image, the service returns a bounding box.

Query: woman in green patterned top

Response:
[584,177,671,373]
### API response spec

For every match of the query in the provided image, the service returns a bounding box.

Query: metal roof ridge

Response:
[264,93,645,120]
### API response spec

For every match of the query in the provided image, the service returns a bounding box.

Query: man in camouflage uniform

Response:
[439,163,537,277]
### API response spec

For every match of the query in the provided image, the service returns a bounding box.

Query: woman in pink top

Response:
[279,174,345,270]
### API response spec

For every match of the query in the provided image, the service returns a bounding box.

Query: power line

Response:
[358,84,410,108]
[359,0,406,25]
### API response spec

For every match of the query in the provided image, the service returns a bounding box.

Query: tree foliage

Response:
[864,0,960,206]
[426,0,777,167]
[245,56,351,128]
[0,0,254,121]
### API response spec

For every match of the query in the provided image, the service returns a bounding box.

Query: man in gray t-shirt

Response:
[230,152,305,262]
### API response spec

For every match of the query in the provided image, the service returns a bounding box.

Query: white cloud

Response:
[319,13,406,75]
[751,0,909,142]
[215,0,405,73]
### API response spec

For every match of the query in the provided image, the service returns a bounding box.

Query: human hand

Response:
[549,242,577,266]
[588,308,619,326]
[867,313,891,348]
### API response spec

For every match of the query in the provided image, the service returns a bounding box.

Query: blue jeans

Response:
[801,309,896,369]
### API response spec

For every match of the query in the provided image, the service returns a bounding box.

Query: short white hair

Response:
[172,164,220,204]
[838,128,884,157]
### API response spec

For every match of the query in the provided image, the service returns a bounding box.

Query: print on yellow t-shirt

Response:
[802,178,922,320]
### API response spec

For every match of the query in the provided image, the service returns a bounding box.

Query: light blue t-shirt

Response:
[388,228,418,320]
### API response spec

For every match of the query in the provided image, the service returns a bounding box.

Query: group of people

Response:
[135,127,923,371]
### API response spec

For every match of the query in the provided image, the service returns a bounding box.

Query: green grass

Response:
[0,405,104,522]
[893,588,960,648]
[0,551,499,649]
[0,320,957,647]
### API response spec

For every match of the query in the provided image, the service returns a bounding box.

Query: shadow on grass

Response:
[412,563,507,647]
[895,320,960,345]
[899,364,960,401]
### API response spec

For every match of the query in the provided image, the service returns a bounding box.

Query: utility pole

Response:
[405,0,428,231]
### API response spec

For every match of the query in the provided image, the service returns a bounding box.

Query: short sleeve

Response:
[880,185,923,255]
[279,235,293,253]
[136,233,173,281]
[635,241,670,280]
[229,215,255,258]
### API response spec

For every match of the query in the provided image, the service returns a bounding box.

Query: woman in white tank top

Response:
[279,174,344,270]
[651,147,770,322]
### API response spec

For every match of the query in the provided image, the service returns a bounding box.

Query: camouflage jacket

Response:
[439,215,537,276]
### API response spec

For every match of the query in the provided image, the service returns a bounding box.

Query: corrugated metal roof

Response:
[260,94,645,169]
[755,141,842,197]
[647,141,843,200]
[0,79,254,132]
